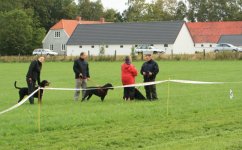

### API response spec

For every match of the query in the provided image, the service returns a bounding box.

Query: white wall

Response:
[173,24,194,54]
[67,44,173,56]
[194,43,217,52]
[152,44,173,54]
[67,45,134,56]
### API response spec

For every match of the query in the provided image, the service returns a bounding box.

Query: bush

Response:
[1,52,242,62]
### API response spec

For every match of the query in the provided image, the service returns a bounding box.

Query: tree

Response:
[0,0,25,12]
[123,0,183,22]
[0,10,33,55]
[0,9,45,55]
[78,0,104,20]
[115,12,124,22]
[123,0,147,22]
[103,9,117,22]
[187,0,242,22]
[103,9,124,22]
[174,1,187,20]
[144,0,166,21]
[26,0,78,30]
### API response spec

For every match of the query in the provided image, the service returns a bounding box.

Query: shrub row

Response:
[0,52,242,62]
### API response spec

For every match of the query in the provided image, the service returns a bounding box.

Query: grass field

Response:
[1,61,242,150]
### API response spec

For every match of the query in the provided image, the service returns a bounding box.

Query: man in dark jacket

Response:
[26,56,45,104]
[140,52,159,100]
[73,52,90,101]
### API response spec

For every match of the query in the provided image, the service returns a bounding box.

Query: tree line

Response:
[0,0,242,55]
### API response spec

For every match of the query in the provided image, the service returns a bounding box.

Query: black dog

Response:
[82,83,113,102]
[134,88,146,100]
[14,80,50,104]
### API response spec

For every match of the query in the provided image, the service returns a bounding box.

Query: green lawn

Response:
[1,61,242,150]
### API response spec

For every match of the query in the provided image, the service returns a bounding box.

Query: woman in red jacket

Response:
[121,56,138,100]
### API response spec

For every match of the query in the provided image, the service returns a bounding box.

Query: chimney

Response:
[76,16,82,22]
[100,17,105,23]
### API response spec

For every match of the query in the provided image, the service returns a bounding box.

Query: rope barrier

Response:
[0,88,40,115]
[0,79,241,116]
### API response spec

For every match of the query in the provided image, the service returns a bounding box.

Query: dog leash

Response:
[88,79,101,87]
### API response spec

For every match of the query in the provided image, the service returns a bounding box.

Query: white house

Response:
[186,21,242,52]
[66,21,195,56]
[42,17,108,55]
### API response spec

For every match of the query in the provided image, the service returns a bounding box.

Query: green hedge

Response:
[0,52,242,62]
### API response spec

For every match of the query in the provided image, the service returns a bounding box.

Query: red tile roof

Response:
[50,19,109,36]
[186,21,242,43]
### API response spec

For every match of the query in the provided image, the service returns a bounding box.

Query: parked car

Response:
[33,49,58,56]
[214,43,242,52]
[134,45,165,54]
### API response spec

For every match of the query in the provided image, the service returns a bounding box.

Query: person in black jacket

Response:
[26,56,45,104]
[73,52,90,101]
[140,52,159,100]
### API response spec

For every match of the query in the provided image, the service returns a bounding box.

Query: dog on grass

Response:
[82,83,113,102]
[134,88,146,100]
[14,80,50,104]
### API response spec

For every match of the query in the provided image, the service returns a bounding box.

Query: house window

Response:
[135,45,138,47]
[61,44,66,51]
[54,31,60,38]
[50,44,54,50]
[210,44,212,47]
[106,45,109,48]
[150,44,154,46]
[201,44,204,47]
[79,45,82,48]
[120,45,124,48]
[164,44,168,47]
[91,45,95,48]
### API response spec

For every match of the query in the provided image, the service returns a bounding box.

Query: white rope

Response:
[0,88,40,115]
[0,79,241,116]
[40,80,168,91]
[170,80,225,84]
[39,80,228,91]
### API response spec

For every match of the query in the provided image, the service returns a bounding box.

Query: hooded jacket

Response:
[121,63,138,85]
[26,60,42,85]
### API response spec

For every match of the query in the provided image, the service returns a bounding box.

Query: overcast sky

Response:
[77,0,185,13]
[75,0,153,13]
[99,0,154,12]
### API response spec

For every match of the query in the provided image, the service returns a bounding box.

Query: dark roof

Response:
[67,21,184,45]
[218,35,242,46]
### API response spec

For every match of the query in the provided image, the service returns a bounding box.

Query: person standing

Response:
[121,56,138,100]
[73,52,90,101]
[26,56,45,104]
[140,52,159,100]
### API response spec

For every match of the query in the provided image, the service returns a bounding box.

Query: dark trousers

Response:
[26,78,36,104]
[144,79,158,100]
[123,87,135,100]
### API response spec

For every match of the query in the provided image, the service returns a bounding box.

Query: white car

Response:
[33,49,58,56]
[134,45,165,54]
[214,43,242,52]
